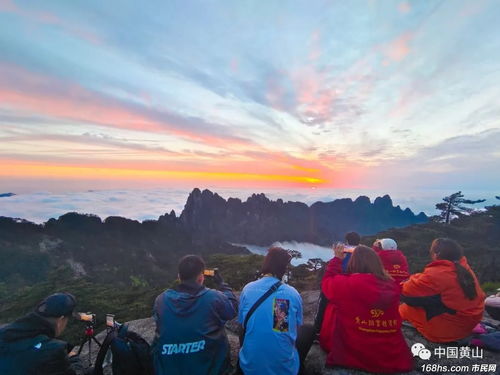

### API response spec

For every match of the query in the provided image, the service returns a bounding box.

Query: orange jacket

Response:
[399,256,485,343]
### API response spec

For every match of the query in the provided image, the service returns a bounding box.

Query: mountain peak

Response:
[0,192,16,198]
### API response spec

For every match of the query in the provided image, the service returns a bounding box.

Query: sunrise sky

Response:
[1,0,499,193]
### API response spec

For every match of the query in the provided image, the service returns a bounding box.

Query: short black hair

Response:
[178,255,205,281]
[345,232,361,246]
[261,247,292,280]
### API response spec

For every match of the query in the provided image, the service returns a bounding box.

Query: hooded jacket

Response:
[152,281,237,375]
[320,257,413,373]
[0,313,81,375]
[374,248,410,286]
[399,256,485,343]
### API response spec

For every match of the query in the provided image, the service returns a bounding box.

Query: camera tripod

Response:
[76,323,102,367]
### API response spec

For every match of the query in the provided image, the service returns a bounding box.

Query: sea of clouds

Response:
[234,241,333,266]
[0,187,495,225]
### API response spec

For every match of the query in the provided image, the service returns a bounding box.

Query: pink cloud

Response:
[459,0,489,17]
[383,32,413,62]
[388,82,429,119]
[266,76,286,111]
[230,58,239,73]
[0,63,253,148]
[308,30,322,61]
[398,2,411,14]
[0,0,101,44]
[294,68,337,123]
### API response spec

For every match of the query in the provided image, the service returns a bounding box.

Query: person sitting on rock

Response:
[152,255,237,375]
[320,245,413,373]
[0,293,85,375]
[372,238,410,287]
[485,288,500,321]
[238,247,314,375]
[314,231,361,334]
[400,238,485,343]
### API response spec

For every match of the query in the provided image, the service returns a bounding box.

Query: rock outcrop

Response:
[180,189,428,246]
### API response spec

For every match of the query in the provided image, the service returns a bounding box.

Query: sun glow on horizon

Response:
[0,161,328,186]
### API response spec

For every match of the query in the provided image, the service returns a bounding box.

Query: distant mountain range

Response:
[181,188,427,246]
[0,188,426,291]
[0,193,16,198]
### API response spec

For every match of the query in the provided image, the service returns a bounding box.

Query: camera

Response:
[203,268,218,277]
[106,314,115,328]
[75,312,96,325]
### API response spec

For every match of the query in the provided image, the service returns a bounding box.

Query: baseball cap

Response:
[35,293,76,317]
[376,238,398,251]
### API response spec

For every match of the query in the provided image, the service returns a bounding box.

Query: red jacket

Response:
[399,256,485,343]
[320,257,413,373]
[374,248,410,286]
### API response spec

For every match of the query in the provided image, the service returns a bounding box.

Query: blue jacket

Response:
[152,281,237,375]
[342,253,352,272]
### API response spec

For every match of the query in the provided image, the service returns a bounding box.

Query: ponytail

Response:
[431,238,478,300]
[454,262,478,300]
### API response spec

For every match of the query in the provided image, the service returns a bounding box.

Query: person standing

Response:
[152,255,237,375]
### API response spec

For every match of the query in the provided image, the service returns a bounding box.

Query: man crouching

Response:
[0,293,85,375]
[152,255,237,375]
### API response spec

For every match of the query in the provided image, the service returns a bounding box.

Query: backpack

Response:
[94,324,153,375]
[470,322,500,352]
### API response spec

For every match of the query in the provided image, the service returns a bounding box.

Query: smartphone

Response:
[203,269,217,276]
[75,312,95,322]
[106,314,115,328]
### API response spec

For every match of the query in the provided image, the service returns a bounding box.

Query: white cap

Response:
[377,238,398,250]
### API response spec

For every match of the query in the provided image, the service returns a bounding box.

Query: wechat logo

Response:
[411,343,431,360]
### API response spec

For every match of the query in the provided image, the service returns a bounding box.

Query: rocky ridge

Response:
[180,188,427,246]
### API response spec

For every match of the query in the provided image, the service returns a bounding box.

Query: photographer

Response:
[0,292,85,375]
[152,255,237,375]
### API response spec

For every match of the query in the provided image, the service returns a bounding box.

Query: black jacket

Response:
[0,312,82,375]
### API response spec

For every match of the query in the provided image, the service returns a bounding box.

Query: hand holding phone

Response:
[333,242,345,259]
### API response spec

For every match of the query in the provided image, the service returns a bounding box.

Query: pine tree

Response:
[306,258,325,271]
[287,249,302,260]
[435,191,485,224]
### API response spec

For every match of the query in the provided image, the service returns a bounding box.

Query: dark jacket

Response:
[152,281,237,375]
[0,313,82,375]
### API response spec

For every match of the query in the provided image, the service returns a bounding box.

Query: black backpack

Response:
[94,324,153,375]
